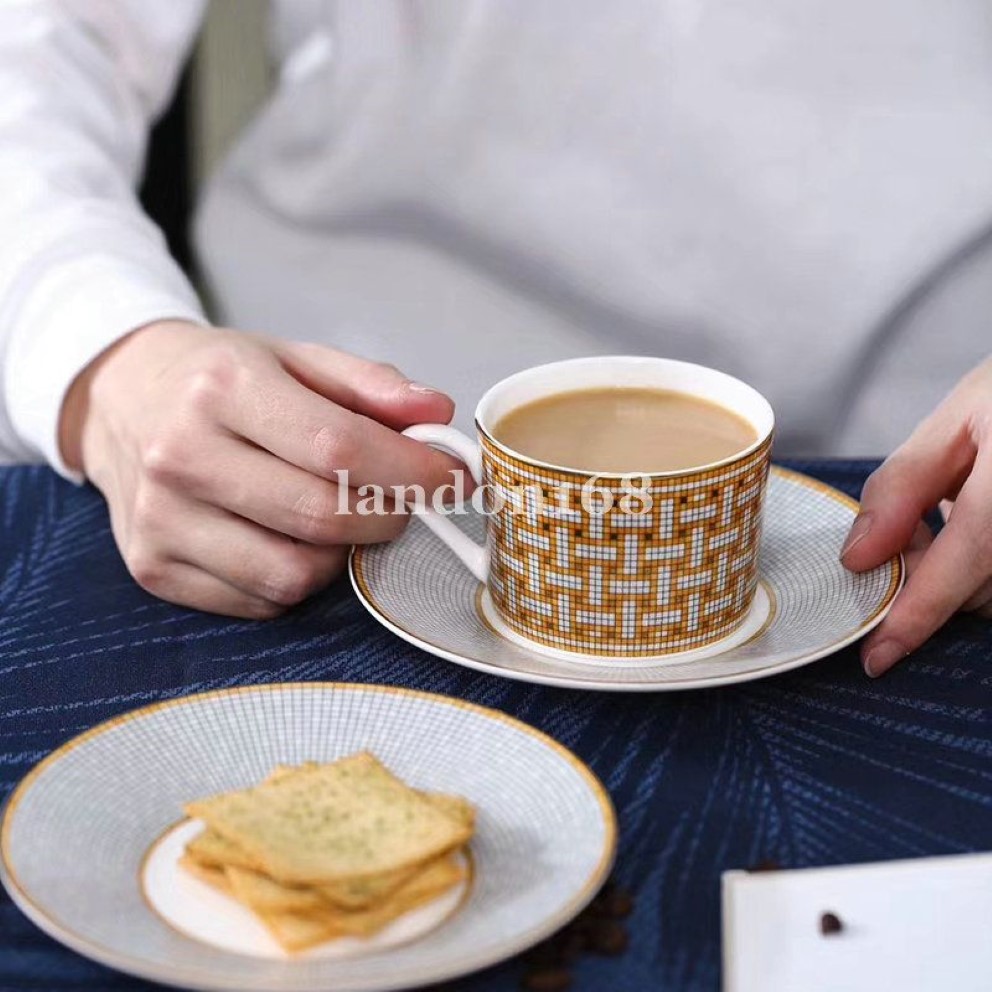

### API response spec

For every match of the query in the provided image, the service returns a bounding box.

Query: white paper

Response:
[722,852,992,992]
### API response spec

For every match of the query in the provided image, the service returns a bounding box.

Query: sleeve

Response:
[0,0,209,479]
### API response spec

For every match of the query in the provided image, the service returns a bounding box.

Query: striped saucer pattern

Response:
[0,684,616,992]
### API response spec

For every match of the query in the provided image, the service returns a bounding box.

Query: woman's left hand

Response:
[841,357,992,677]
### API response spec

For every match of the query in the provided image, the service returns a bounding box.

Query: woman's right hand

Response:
[58,320,464,618]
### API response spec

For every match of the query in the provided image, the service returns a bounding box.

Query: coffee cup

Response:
[404,356,774,658]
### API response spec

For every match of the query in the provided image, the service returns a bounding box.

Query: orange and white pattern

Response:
[480,433,773,655]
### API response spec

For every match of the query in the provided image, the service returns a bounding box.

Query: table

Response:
[1,461,990,992]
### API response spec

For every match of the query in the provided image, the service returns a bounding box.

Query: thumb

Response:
[275,340,455,430]
[841,417,972,573]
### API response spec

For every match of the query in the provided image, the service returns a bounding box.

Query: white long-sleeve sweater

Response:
[4,0,992,476]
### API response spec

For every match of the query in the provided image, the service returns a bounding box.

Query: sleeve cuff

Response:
[4,252,207,482]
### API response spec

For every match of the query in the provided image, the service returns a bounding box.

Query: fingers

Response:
[223,361,466,493]
[124,484,350,609]
[130,561,285,620]
[158,436,410,545]
[961,577,992,614]
[860,443,992,677]
[164,506,350,605]
[841,412,973,574]
[901,519,934,574]
[275,341,455,430]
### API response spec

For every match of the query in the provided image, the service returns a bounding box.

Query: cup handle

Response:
[401,424,488,583]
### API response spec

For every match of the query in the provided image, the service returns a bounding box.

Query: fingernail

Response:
[863,639,907,678]
[407,382,442,395]
[840,512,873,562]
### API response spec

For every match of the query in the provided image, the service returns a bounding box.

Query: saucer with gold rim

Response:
[351,467,903,692]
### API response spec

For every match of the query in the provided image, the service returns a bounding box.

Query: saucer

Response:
[350,468,903,691]
[0,684,615,991]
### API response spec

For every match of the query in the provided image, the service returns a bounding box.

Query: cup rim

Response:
[474,355,775,479]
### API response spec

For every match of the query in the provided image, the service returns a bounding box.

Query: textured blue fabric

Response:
[0,461,989,992]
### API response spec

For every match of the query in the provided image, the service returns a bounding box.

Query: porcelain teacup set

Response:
[351,357,902,691]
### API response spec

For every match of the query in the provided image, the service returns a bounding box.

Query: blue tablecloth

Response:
[1,461,990,992]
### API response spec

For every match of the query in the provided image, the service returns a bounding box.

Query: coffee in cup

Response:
[490,387,757,474]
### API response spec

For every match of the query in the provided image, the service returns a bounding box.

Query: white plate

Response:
[142,820,472,961]
[0,684,616,991]
[351,468,903,691]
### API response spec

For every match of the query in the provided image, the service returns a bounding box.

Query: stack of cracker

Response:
[179,752,474,952]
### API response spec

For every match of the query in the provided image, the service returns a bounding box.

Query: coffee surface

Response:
[491,387,756,473]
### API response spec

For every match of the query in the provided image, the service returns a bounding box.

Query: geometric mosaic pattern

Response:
[481,431,773,655]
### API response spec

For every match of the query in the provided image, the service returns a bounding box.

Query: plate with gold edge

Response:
[351,467,903,691]
[0,683,616,992]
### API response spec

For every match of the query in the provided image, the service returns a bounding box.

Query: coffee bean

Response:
[589,880,619,914]
[569,913,597,937]
[557,928,587,964]
[589,920,629,956]
[525,941,564,968]
[599,887,634,919]
[748,859,781,873]
[521,966,573,991]
[819,912,844,935]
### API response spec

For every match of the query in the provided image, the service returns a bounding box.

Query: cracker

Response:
[182,760,303,872]
[269,763,475,830]
[276,785,471,907]
[178,853,233,895]
[315,861,420,909]
[266,762,318,783]
[256,907,341,952]
[185,827,260,872]
[255,852,467,952]
[331,851,466,937]
[183,852,465,952]
[185,752,472,885]
[184,771,474,906]
[187,758,472,880]
[225,864,329,914]
[221,848,459,912]
[422,792,475,831]
[187,792,472,892]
